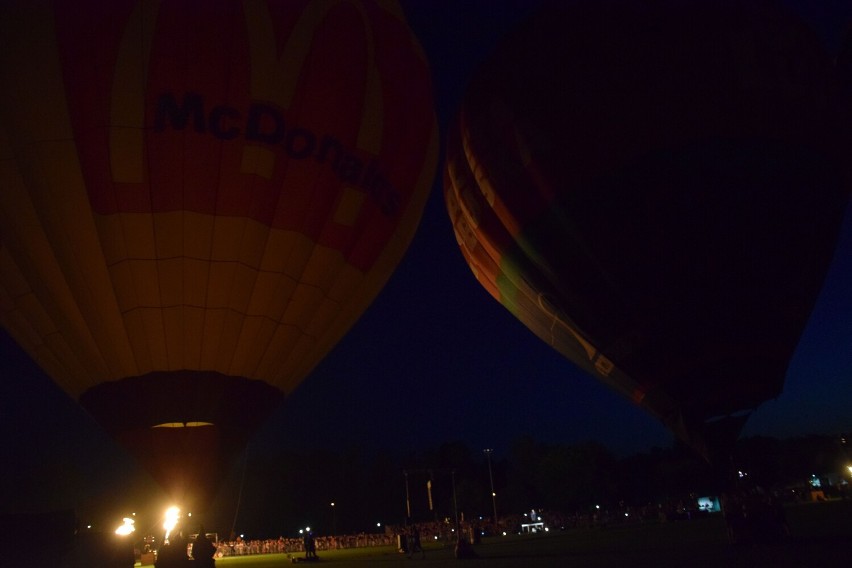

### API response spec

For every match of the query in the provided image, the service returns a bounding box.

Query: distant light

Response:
[624,513,629,517]
[115,518,135,536]
[502,531,507,536]
[306,527,311,532]
[87,525,92,530]
[595,505,600,510]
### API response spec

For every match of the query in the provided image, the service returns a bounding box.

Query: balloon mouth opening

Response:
[152,422,215,428]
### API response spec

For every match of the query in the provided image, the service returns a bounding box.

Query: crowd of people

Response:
[146,498,752,565]
[162,519,483,561]
[211,530,399,557]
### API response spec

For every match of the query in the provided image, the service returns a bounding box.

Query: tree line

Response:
[212,433,850,539]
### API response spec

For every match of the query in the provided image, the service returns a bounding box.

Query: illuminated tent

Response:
[0,0,437,510]
[444,0,850,461]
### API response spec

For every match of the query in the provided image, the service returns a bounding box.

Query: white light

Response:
[376,523,381,527]
[163,506,180,540]
[595,505,600,510]
[115,518,136,536]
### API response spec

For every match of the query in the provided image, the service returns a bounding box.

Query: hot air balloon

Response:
[444,0,850,462]
[0,0,437,513]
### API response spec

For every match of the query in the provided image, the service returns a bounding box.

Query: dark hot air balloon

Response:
[0,0,437,512]
[444,0,850,461]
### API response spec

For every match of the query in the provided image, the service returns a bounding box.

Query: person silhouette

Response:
[409,525,424,559]
[192,526,216,568]
[303,530,317,560]
[156,531,189,568]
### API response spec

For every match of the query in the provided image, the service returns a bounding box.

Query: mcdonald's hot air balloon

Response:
[0,0,437,511]
[444,0,850,462]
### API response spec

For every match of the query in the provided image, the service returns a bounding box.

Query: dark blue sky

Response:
[2,0,852,518]
[259,0,852,457]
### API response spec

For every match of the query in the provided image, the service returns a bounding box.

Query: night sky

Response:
[2,0,852,523]
[260,0,852,457]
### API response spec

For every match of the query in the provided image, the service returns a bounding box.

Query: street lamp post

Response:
[404,470,412,524]
[330,502,336,536]
[451,469,459,533]
[484,449,498,527]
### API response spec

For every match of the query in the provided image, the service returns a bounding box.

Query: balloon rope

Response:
[230,445,250,537]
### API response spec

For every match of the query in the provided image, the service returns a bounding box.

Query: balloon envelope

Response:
[444,0,849,461]
[0,0,437,509]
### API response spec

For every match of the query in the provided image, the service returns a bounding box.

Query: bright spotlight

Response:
[115,518,135,536]
[163,506,181,540]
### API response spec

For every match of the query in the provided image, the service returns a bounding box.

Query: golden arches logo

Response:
[242,0,383,155]
[242,0,384,226]
[109,0,385,187]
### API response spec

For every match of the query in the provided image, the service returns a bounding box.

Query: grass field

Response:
[139,500,850,567]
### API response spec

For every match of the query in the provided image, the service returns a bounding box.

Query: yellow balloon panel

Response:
[0,0,438,401]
